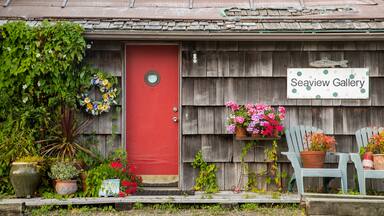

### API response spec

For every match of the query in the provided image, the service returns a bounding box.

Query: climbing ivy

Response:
[191,151,219,194]
[0,20,93,194]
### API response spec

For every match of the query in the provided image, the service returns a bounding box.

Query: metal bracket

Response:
[189,0,193,9]
[3,0,12,7]
[129,0,135,8]
[61,0,68,8]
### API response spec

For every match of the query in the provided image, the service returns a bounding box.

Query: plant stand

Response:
[232,137,282,193]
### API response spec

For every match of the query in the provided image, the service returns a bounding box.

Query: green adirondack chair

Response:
[350,127,384,195]
[282,125,349,195]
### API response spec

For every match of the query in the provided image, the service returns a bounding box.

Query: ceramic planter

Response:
[235,126,247,138]
[300,151,326,168]
[99,179,120,197]
[373,154,384,170]
[362,152,374,170]
[10,162,41,198]
[55,180,78,195]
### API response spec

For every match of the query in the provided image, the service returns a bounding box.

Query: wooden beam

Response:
[3,0,12,7]
[61,0,68,8]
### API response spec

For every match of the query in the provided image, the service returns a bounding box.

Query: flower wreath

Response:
[79,74,118,116]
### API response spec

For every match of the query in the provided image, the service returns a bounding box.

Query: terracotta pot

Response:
[251,133,260,138]
[373,154,384,170]
[235,126,247,138]
[10,162,41,198]
[55,180,78,195]
[300,151,326,168]
[362,152,374,170]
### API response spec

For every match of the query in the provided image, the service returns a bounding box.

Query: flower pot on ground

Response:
[364,131,384,170]
[49,161,80,195]
[9,156,44,198]
[300,132,336,168]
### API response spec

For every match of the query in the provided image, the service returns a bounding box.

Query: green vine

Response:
[191,151,219,194]
[239,139,287,193]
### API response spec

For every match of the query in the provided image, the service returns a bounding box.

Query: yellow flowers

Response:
[79,74,118,116]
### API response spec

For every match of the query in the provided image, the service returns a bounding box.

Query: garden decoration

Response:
[350,127,384,194]
[283,125,348,195]
[79,74,118,116]
[225,102,286,192]
[49,162,80,195]
[301,132,336,168]
[9,156,44,198]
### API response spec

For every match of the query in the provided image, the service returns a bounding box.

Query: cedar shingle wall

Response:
[181,41,384,192]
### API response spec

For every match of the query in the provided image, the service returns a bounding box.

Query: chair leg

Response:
[357,174,366,195]
[288,175,296,192]
[295,172,304,195]
[341,175,348,193]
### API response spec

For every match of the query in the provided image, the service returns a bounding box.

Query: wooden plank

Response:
[233,140,256,162]
[105,135,121,157]
[214,106,226,134]
[248,163,268,191]
[215,163,225,190]
[371,78,384,106]
[206,51,219,77]
[91,40,122,51]
[182,106,198,135]
[334,108,371,135]
[193,79,210,105]
[378,51,384,77]
[223,78,248,105]
[86,50,122,76]
[371,107,384,129]
[182,135,202,162]
[95,135,107,158]
[312,107,334,134]
[224,163,241,190]
[182,51,207,77]
[182,78,194,105]
[298,107,313,127]
[272,51,289,77]
[238,41,276,51]
[217,41,238,51]
[228,52,246,77]
[247,78,260,104]
[201,135,232,162]
[197,107,215,134]
[181,163,199,190]
[98,111,112,134]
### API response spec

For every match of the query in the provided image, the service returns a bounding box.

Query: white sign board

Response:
[287,68,369,99]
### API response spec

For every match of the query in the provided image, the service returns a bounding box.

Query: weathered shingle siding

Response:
[181,41,384,192]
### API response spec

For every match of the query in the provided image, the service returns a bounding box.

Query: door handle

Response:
[172,117,178,122]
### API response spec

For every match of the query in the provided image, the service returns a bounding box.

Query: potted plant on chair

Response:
[364,131,384,170]
[49,161,80,195]
[300,132,336,168]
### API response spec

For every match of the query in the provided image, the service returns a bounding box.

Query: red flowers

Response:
[109,160,142,197]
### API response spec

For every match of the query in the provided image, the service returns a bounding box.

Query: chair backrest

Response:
[285,125,322,157]
[355,127,384,150]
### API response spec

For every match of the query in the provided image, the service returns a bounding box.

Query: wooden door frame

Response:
[122,42,182,188]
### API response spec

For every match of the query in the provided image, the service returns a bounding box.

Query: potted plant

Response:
[225,101,249,138]
[365,132,384,170]
[84,150,142,197]
[9,156,44,198]
[301,132,336,168]
[225,102,286,138]
[49,161,80,195]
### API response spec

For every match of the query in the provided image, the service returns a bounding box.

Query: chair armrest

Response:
[328,152,349,170]
[281,152,302,170]
[350,153,364,171]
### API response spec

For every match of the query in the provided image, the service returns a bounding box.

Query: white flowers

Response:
[37,81,41,87]
[22,84,27,90]
[36,53,41,58]
[22,97,28,103]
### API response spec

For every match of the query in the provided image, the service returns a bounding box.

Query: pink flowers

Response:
[226,101,286,137]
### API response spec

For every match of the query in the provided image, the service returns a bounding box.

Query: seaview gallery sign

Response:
[287,68,369,99]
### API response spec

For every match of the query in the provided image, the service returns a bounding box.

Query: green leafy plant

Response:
[49,162,80,180]
[191,151,219,194]
[15,156,44,163]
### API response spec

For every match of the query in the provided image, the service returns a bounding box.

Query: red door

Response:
[125,45,179,181]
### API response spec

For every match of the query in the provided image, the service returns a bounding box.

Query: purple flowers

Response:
[225,101,286,137]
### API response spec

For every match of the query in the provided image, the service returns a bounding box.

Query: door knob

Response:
[172,117,178,122]
[173,107,178,112]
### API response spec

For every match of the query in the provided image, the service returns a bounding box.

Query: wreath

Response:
[79,74,118,116]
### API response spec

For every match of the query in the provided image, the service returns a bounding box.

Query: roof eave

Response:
[85,30,384,41]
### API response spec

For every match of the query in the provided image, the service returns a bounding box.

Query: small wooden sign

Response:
[287,68,369,99]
